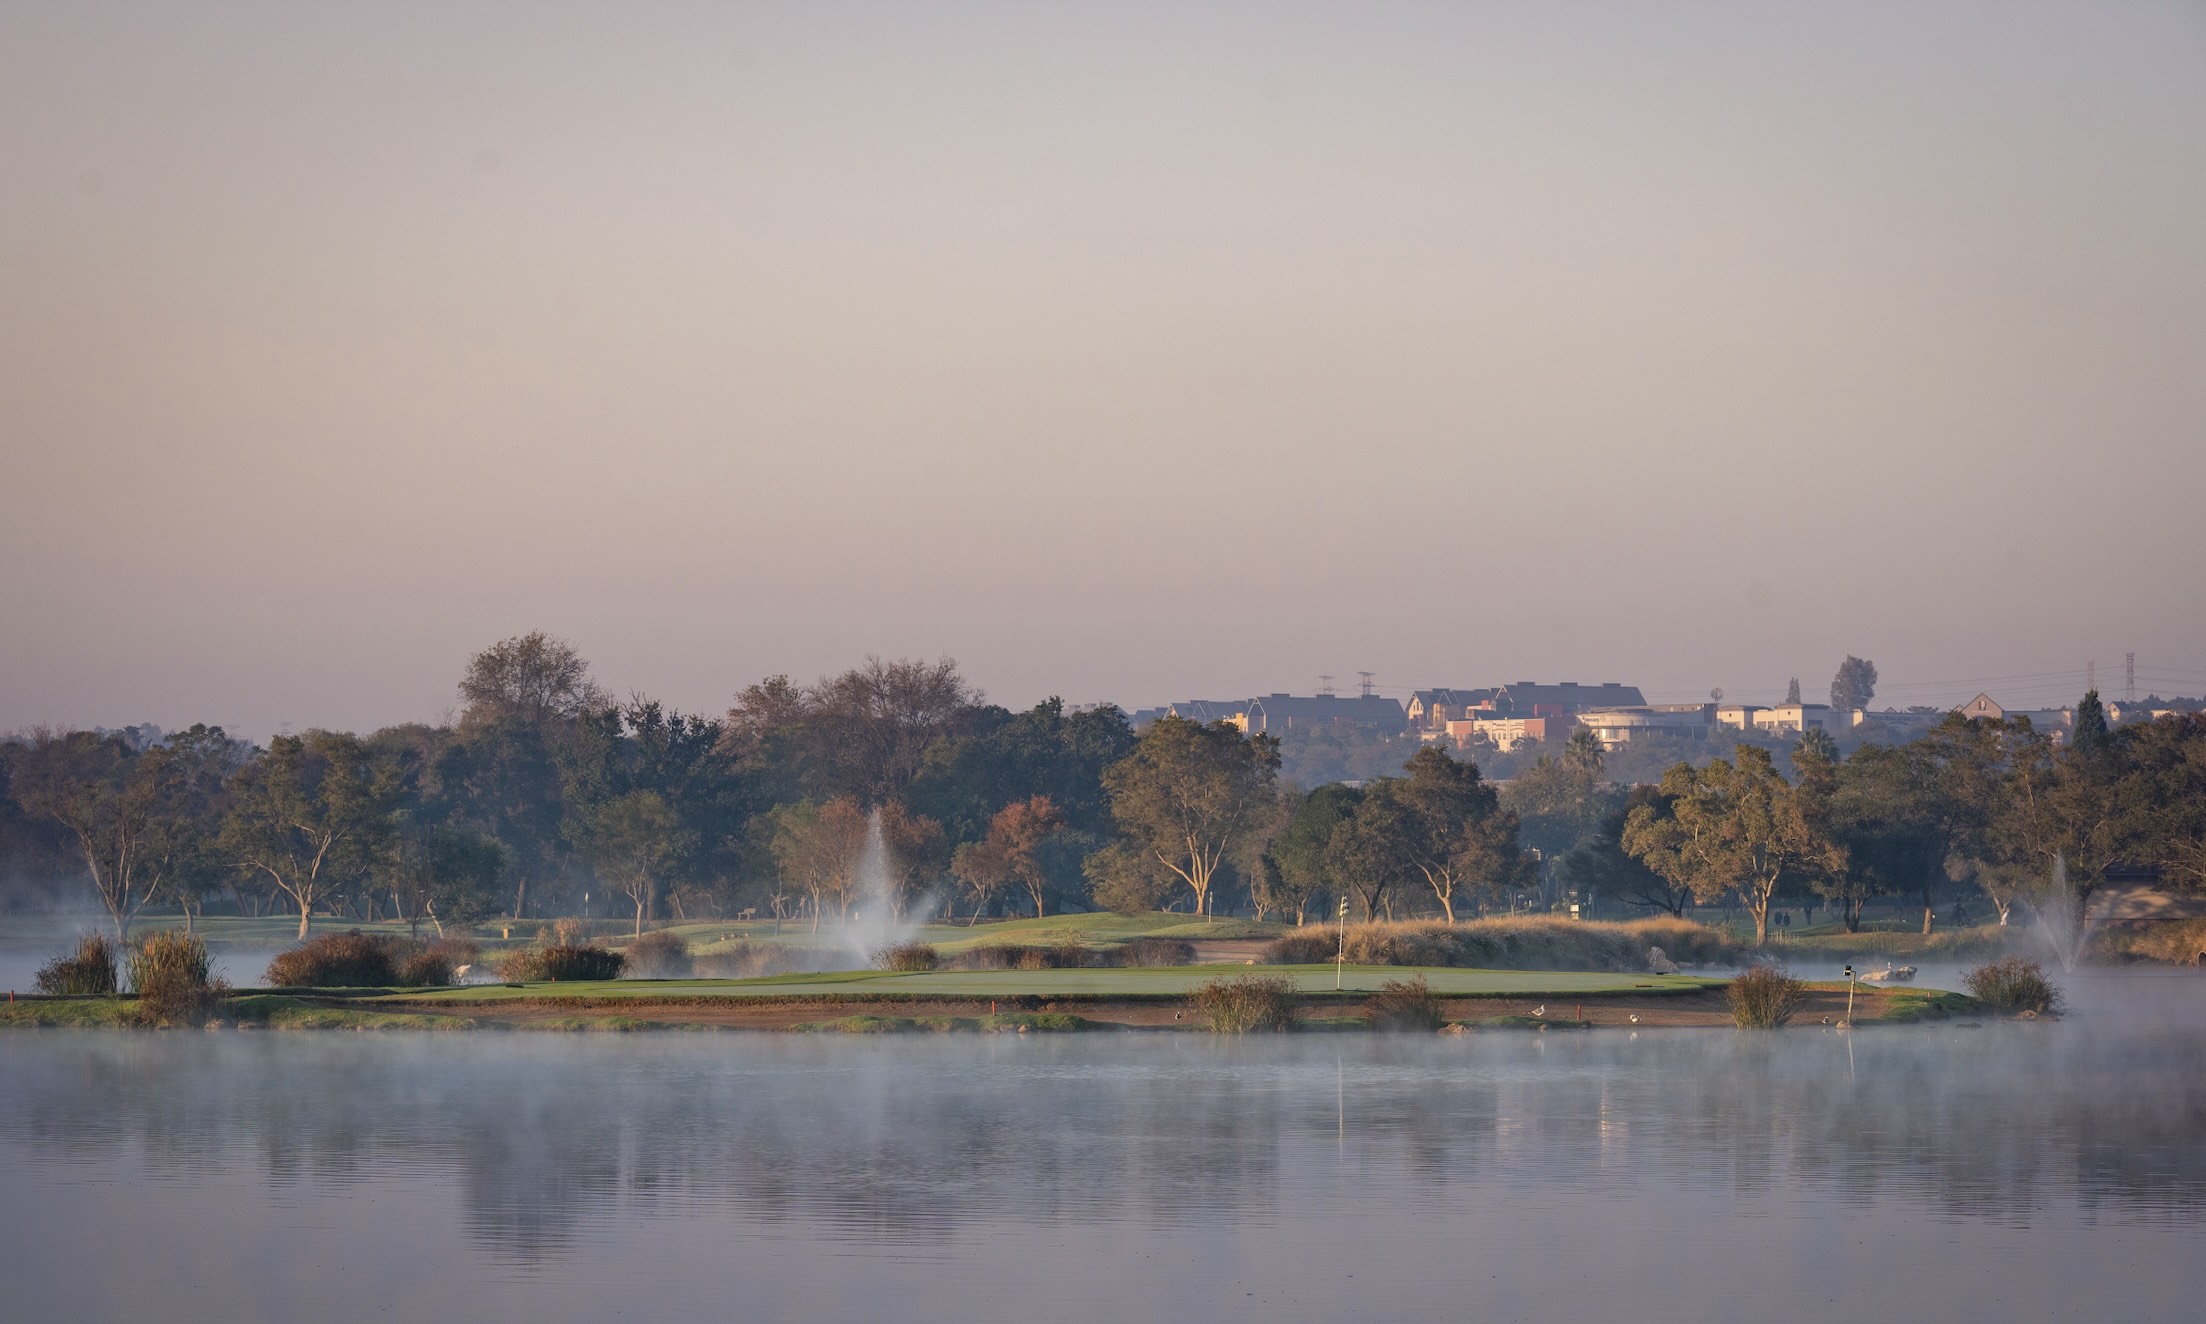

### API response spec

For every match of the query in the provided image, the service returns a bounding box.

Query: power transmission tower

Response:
[1357,671,1376,697]
[2126,653,2136,703]
[1317,675,1335,696]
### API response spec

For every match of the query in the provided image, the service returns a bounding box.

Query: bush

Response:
[624,930,694,979]
[1265,931,1337,964]
[692,942,797,979]
[396,938,477,987]
[1190,974,1298,1032]
[873,942,939,973]
[947,944,1018,971]
[498,944,625,982]
[1263,916,1738,972]
[1727,963,1806,1029]
[1116,937,1196,968]
[128,932,226,1027]
[1362,975,1445,1032]
[267,930,400,987]
[35,932,120,996]
[1963,956,2064,1014]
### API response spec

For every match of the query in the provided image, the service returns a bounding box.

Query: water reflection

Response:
[3,988,2204,1322]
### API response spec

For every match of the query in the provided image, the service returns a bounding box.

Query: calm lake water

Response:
[4,978,2204,1323]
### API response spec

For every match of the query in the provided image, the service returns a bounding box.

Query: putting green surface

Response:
[385,965,1720,1002]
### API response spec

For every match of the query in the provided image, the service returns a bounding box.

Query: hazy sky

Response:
[4,1,2204,739]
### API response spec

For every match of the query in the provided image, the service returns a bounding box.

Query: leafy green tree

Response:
[1822,743,1952,932]
[1381,746,1525,923]
[458,631,608,728]
[583,790,688,935]
[1100,718,1280,917]
[11,729,235,940]
[221,732,404,938]
[1505,727,1620,861]
[1622,745,1844,945]
[1083,841,1174,914]
[2117,713,2206,893]
[765,796,869,931]
[1267,783,1363,925]
[1830,656,1879,713]
[1558,787,1689,916]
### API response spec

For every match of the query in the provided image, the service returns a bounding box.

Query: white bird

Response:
[1628,1013,1639,1024]
[1531,1005,1546,1018]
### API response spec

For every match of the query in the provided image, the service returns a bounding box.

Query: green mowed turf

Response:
[383,965,1720,1002]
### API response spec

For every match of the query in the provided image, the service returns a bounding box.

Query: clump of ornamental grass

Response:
[498,944,625,982]
[623,930,694,979]
[35,932,120,996]
[128,932,227,1027]
[873,941,939,973]
[1115,937,1196,968]
[1189,974,1298,1033]
[1727,963,1806,1029]
[1963,956,2064,1015]
[1361,975,1445,1032]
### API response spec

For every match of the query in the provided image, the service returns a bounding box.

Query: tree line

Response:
[2,635,2201,945]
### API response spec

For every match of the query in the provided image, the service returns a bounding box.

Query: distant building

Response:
[1446,715,1567,753]
[1128,699,1251,728]
[1574,704,1715,751]
[1406,688,1496,732]
[1238,693,1408,736]
[1954,693,2073,741]
[1750,702,1838,737]
[1715,704,1767,731]
[1486,681,1645,719]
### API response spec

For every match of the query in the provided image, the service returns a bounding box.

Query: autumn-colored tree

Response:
[955,796,1067,918]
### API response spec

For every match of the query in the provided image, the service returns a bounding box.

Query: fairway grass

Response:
[384,965,1723,1003]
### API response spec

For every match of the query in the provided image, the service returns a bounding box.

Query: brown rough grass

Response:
[1266,916,1735,972]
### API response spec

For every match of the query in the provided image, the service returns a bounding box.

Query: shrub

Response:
[1727,963,1806,1029]
[948,944,1018,971]
[267,930,400,987]
[873,942,939,973]
[396,938,477,988]
[1116,937,1195,968]
[35,932,120,996]
[692,942,797,979]
[624,930,695,979]
[1190,974,1298,1033]
[499,944,625,982]
[128,932,226,1026]
[1362,975,1445,1032]
[1963,956,2064,1014]
[1264,931,1338,964]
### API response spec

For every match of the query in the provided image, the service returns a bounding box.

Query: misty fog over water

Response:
[4,982,2204,1324]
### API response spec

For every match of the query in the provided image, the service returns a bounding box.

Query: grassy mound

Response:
[1267,916,1736,972]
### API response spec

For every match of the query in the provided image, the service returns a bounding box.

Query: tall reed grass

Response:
[1726,964,1805,1029]
[266,930,469,987]
[1361,976,1445,1032]
[34,932,119,996]
[1963,956,2064,1014]
[497,945,625,982]
[1189,974,1298,1032]
[128,932,226,1026]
